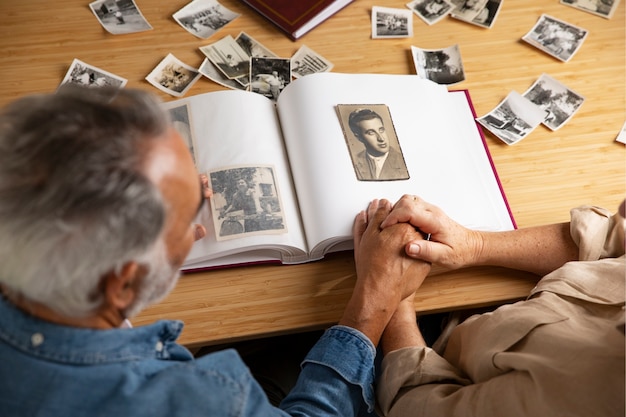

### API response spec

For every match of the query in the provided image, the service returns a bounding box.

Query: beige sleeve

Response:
[570,205,625,261]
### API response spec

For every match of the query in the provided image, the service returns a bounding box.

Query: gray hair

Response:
[0,86,170,317]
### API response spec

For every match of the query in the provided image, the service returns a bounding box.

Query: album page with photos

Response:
[165,73,516,271]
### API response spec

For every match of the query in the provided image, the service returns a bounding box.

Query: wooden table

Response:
[1,0,623,349]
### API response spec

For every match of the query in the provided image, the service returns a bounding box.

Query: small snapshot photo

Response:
[209,166,286,240]
[173,0,239,39]
[88,0,152,35]
[235,32,277,59]
[372,6,414,38]
[200,35,250,80]
[249,57,291,101]
[336,104,410,181]
[291,45,334,78]
[522,73,585,131]
[411,44,465,85]
[59,58,127,89]
[451,0,503,28]
[163,103,198,165]
[522,14,588,62]
[560,0,621,19]
[199,58,246,90]
[477,91,547,145]
[406,0,454,25]
[145,53,202,97]
[448,0,488,22]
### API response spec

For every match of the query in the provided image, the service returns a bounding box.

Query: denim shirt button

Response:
[155,341,164,352]
[31,333,44,347]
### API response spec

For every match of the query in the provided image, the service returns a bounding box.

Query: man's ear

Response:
[102,262,140,311]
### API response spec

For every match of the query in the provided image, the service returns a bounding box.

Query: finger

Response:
[365,199,392,233]
[352,209,368,256]
[405,240,438,263]
[193,224,207,241]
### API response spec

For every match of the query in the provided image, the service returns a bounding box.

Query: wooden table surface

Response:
[1,0,623,348]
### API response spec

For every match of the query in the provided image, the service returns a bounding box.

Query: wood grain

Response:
[1,0,623,348]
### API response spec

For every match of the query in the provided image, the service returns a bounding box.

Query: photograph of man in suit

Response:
[345,107,409,181]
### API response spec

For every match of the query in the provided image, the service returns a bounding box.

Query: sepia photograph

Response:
[407,0,454,25]
[200,35,250,80]
[522,73,585,131]
[372,6,414,38]
[522,14,588,62]
[249,57,291,101]
[477,91,547,145]
[89,0,152,35]
[452,0,503,28]
[209,166,286,240]
[560,0,621,19]
[336,104,410,181]
[411,44,465,85]
[59,58,127,89]
[145,53,202,97]
[173,0,239,39]
[291,45,334,78]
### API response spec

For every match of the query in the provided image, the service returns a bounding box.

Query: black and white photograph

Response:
[372,6,414,38]
[336,104,410,181]
[199,58,247,90]
[523,73,585,131]
[200,35,250,80]
[411,44,465,85]
[163,103,198,165]
[291,45,334,79]
[235,32,277,59]
[477,91,547,145]
[522,14,588,62]
[173,0,239,39]
[209,166,286,240]
[452,0,503,28]
[407,0,454,25]
[249,57,290,101]
[449,0,489,21]
[89,0,152,35]
[560,0,621,19]
[145,53,202,97]
[59,58,127,89]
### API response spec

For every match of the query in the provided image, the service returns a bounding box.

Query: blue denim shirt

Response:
[0,297,375,417]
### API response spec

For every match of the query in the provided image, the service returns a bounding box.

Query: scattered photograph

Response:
[60,59,127,89]
[209,166,286,240]
[452,0,503,28]
[522,73,585,131]
[448,0,489,21]
[198,58,247,90]
[89,0,152,35]
[560,0,621,19]
[173,0,239,39]
[145,53,202,97]
[616,121,626,144]
[477,91,547,145]
[372,6,414,38]
[407,0,454,25]
[411,44,465,85]
[336,104,410,181]
[249,57,291,101]
[163,103,198,165]
[522,14,588,62]
[291,45,334,78]
[235,32,277,58]
[199,35,250,80]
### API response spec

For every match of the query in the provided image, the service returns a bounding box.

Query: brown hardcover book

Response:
[239,0,354,40]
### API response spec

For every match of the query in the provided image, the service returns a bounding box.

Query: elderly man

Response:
[0,86,430,416]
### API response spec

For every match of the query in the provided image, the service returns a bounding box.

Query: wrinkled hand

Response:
[380,195,482,270]
[193,174,213,241]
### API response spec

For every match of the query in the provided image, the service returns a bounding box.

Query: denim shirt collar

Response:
[0,296,193,364]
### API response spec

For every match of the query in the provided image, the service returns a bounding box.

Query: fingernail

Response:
[407,243,420,255]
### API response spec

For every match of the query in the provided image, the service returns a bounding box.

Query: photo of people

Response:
[560,0,621,19]
[522,14,588,62]
[407,0,454,25]
[88,0,152,35]
[173,0,239,39]
[59,58,127,89]
[164,103,198,165]
[200,35,250,80]
[249,57,290,101]
[336,104,410,181]
[209,166,286,240]
[449,0,489,21]
[372,6,414,38]
[145,53,202,97]
[411,44,466,85]
[452,0,503,28]
[291,45,334,79]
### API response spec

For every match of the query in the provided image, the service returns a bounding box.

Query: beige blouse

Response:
[377,205,625,417]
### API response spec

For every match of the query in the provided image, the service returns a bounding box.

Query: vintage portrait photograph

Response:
[372,6,414,38]
[173,0,239,39]
[449,0,489,21]
[452,0,503,28]
[407,0,454,25]
[199,58,246,90]
[89,0,152,35]
[249,57,290,101]
[560,0,621,19]
[523,73,585,131]
[60,58,127,89]
[209,166,286,240]
[291,45,334,78]
[200,35,250,80]
[477,91,547,145]
[336,104,410,181]
[145,53,202,97]
[411,44,465,85]
[522,14,588,62]
[163,103,198,165]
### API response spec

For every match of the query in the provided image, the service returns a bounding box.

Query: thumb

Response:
[405,240,437,263]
